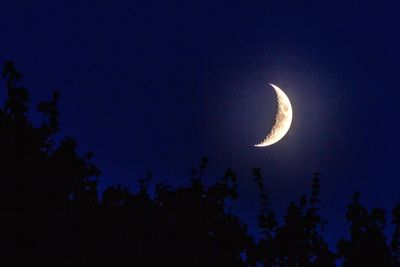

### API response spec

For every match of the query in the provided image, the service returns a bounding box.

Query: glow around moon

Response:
[255,84,293,147]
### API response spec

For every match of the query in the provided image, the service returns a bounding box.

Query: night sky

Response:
[1,1,400,247]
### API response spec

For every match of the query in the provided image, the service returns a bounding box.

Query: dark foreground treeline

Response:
[0,61,400,267]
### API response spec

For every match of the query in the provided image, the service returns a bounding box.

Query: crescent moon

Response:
[255,84,293,147]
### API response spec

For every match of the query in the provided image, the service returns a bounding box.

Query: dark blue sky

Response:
[1,0,400,246]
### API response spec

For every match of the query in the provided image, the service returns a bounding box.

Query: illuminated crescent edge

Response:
[255,84,293,147]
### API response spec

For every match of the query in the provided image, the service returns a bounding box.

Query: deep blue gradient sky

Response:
[1,1,400,246]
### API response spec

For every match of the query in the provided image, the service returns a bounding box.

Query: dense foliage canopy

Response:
[1,62,400,266]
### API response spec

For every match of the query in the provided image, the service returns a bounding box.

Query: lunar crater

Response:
[255,84,293,147]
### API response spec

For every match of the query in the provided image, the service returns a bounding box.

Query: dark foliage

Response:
[337,193,394,266]
[0,61,400,266]
[250,171,336,267]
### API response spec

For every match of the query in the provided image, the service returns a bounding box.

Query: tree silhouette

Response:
[1,60,400,266]
[251,171,336,266]
[0,70,252,266]
[392,204,400,266]
[0,61,100,266]
[97,162,251,266]
[337,192,394,266]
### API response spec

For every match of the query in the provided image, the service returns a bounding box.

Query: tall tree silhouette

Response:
[252,170,335,266]
[0,74,252,267]
[0,61,100,266]
[337,192,394,266]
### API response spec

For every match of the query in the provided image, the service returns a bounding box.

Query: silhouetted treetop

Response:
[251,171,335,267]
[338,192,394,266]
[1,61,400,266]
